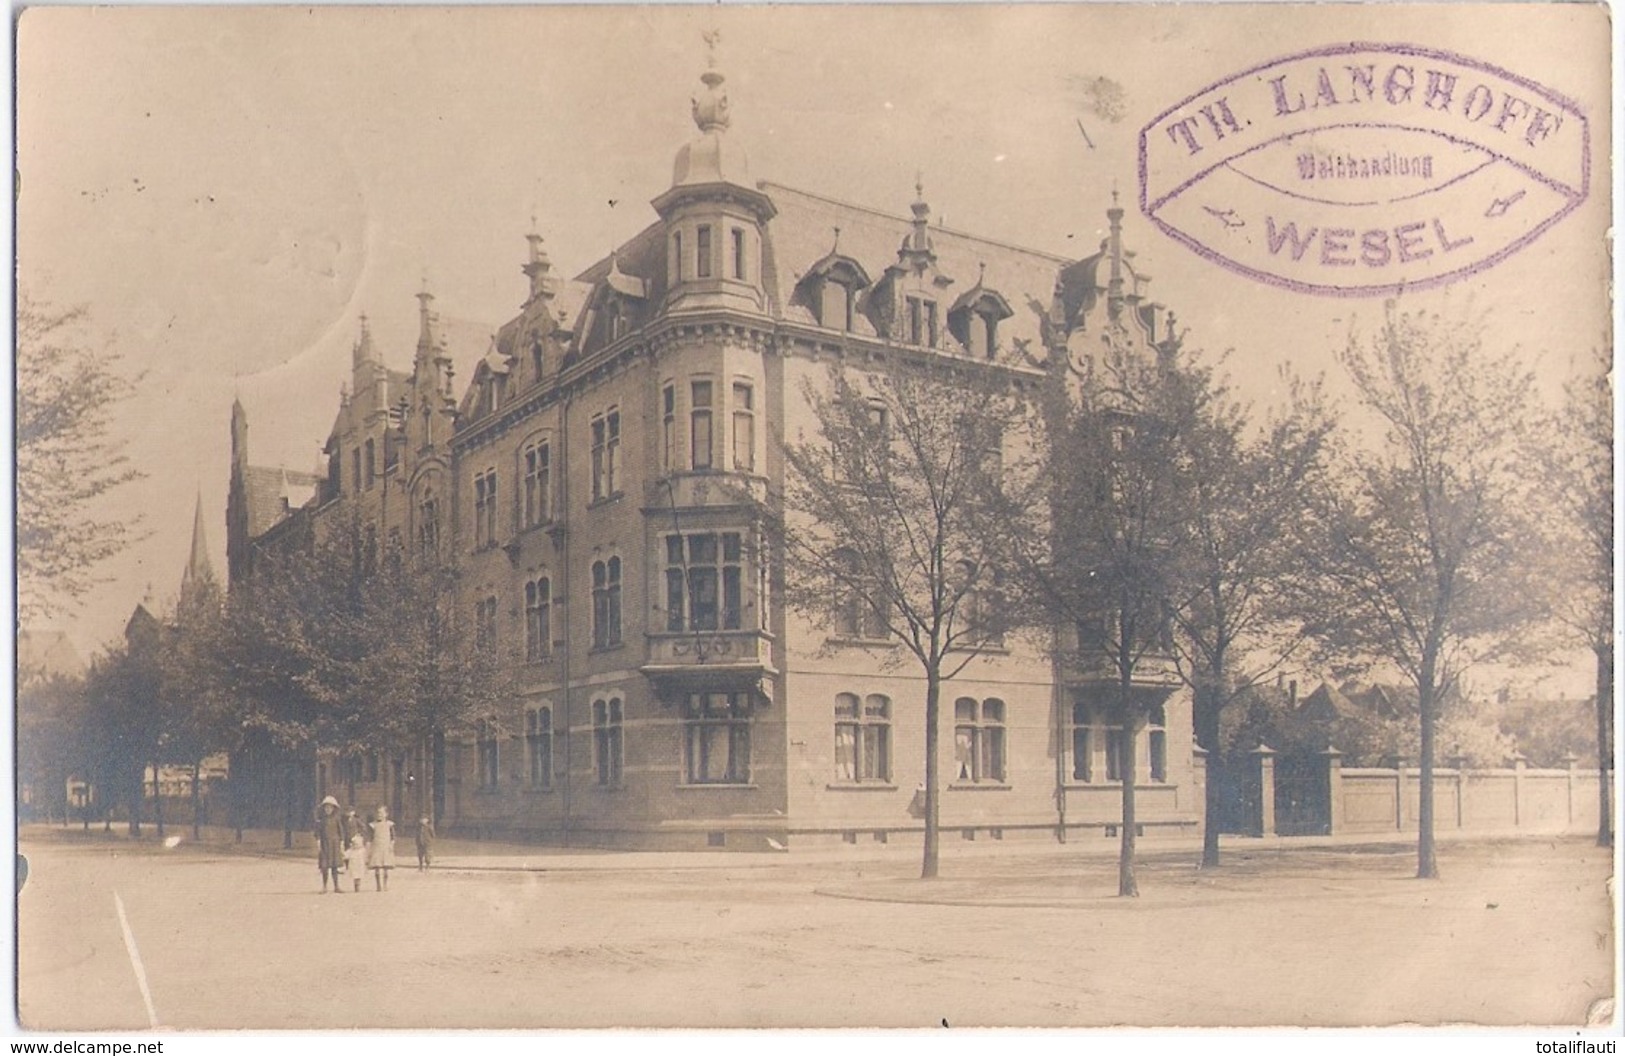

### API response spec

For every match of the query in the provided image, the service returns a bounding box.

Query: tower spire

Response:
[180,491,217,607]
[1107,181,1125,321]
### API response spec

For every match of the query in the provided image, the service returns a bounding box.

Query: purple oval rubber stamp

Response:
[1139,42,1589,296]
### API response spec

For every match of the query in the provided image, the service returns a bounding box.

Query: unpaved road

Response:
[16,834,1614,1029]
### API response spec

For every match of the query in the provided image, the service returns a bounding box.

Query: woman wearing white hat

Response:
[313,795,347,893]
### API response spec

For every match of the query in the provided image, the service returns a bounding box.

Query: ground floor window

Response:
[835,693,891,783]
[1148,704,1167,783]
[1071,701,1093,782]
[683,692,751,784]
[477,721,499,790]
[593,698,623,787]
[526,706,553,788]
[954,697,1006,783]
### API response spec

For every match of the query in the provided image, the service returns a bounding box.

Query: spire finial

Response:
[832,225,841,252]
[915,170,924,202]
[692,31,731,132]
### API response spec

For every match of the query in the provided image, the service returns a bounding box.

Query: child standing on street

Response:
[344,832,367,893]
[415,816,435,871]
[367,805,396,891]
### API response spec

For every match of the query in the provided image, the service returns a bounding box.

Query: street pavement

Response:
[15,826,1616,1030]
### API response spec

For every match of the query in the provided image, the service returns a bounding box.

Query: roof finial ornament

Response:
[831,225,841,252]
[692,30,731,133]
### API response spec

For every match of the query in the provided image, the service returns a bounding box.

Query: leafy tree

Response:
[1013,337,1194,897]
[1536,350,1613,845]
[1165,359,1333,866]
[771,363,1027,879]
[353,544,515,826]
[160,570,231,838]
[16,293,144,620]
[16,672,92,826]
[1310,303,1542,878]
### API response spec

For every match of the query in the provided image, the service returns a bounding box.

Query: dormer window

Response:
[799,252,872,333]
[949,284,1015,360]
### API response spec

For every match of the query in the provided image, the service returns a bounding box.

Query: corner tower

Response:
[651,33,777,315]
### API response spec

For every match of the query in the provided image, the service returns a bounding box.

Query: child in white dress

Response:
[343,833,367,893]
[367,805,396,891]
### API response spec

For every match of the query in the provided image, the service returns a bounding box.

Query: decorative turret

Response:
[353,313,378,369]
[652,31,775,315]
[898,176,937,270]
[522,229,554,305]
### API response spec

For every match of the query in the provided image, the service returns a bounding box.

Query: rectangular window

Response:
[591,416,606,501]
[593,698,623,787]
[477,722,499,790]
[1105,723,1125,783]
[907,297,922,345]
[363,439,375,490]
[662,384,676,471]
[696,225,713,279]
[820,281,854,332]
[475,595,498,652]
[953,697,1007,784]
[1148,705,1168,783]
[523,439,550,528]
[525,578,551,662]
[592,558,622,648]
[732,382,754,472]
[731,228,746,280]
[673,232,683,283]
[925,300,938,348]
[351,448,361,494]
[665,532,744,631]
[474,469,497,548]
[1071,702,1093,782]
[684,692,751,784]
[834,693,891,783]
[690,381,714,470]
[606,410,621,495]
[527,708,553,789]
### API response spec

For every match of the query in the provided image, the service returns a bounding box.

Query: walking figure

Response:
[367,805,396,891]
[415,816,435,871]
[314,796,346,894]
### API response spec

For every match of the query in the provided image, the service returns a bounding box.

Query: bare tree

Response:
[1537,349,1613,846]
[1311,303,1542,879]
[15,293,144,619]
[770,362,1028,879]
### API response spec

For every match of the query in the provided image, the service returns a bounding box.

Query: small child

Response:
[415,816,435,871]
[367,805,396,891]
[344,833,367,893]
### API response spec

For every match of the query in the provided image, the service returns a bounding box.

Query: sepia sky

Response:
[13,4,1612,680]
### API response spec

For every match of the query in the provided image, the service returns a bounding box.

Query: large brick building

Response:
[227,52,1201,849]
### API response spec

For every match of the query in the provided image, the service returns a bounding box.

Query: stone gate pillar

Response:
[1322,746,1344,836]
[1252,744,1277,837]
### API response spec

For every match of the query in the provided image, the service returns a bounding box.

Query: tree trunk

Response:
[1596,643,1613,848]
[1416,668,1439,879]
[921,671,941,880]
[127,767,142,838]
[282,764,295,850]
[153,761,166,840]
[432,729,447,829]
[191,760,203,841]
[1118,709,1140,897]
[1194,683,1223,868]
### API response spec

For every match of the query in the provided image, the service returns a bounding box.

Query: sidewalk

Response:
[19,818,1591,876]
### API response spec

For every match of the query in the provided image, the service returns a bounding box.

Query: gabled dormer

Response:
[580,255,650,355]
[867,181,955,346]
[794,232,873,333]
[948,265,1015,360]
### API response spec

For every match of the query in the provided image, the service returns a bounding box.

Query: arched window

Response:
[593,698,623,786]
[526,707,553,789]
[477,720,499,790]
[417,483,440,560]
[953,697,1007,784]
[525,577,551,662]
[522,437,551,528]
[834,693,891,783]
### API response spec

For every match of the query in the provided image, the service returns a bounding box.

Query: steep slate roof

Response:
[241,465,323,537]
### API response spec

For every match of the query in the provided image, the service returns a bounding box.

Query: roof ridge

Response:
[759,180,1074,265]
